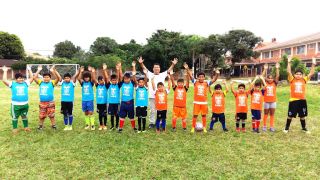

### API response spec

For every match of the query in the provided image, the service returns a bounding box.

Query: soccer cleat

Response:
[24,127,31,132]
[91,125,95,131]
[133,128,138,132]
[223,128,229,132]
[103,126,107,130]
[262,126,267,132]
[118,128,123,133]
[203,128,207,133]
[270,127,275,132]
[190,128,195,133]
[302,128,311,134]
[256,128,260,134]
[110,126,114,131]
[209,128,213,131]
[98,126,103,131]
[38,125,43,131]
[283,129,289,133]
[241,128,246,133]
[236,128,240,132]
[84,125,90,130]
[183,128,187,132]
[64,126,69,131]
[149,124,155,129]
[172,128,176,132]
[52,125,57,130]
[137,130,141,133]
[68,125,73,131]
[142,130,146,133]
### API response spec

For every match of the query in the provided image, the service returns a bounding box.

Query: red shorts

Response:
[193,104,208,116]
[39,101,55,119]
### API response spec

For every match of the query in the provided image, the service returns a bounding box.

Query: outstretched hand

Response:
[172,58,178,65]
[1,66,8,72]
[102,63,107,70]
[275,62,280,69]
[138,56,144,64]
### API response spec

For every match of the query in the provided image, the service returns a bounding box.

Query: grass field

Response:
[0,82,319,179]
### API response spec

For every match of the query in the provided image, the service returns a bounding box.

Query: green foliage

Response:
[90,37,118,56]
[53,40,80,59]
[274,54,308,80]
[0,31,25,59]
[199,34,224,67]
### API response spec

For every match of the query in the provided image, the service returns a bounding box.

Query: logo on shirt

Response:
[138,89,145,100]
[158,93,165,104]
[176,89,184,100]
[110,87,117,98]
[266,86,274,96]
[215,95,222,107]
[123,86,131,97]
[294,82,303,93]
[83,85,90,95]
[197,85,205,96]
[40,86,49,96]
[63,85,70,96]
[238,95,246,107]
[16,86,26,96]
[252,93,261,104]
[98,87,104,98]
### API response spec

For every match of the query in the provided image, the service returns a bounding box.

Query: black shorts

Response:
[97,104,107,113]
[211,113,225,121]
[136,106,147,117]
[157,110,167,120]
[288,100,308,118]
[61,102,73,115]
[236,113,247,120]
[108,104,119,115]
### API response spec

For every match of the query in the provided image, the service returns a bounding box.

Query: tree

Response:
[199,34,224,67]
[53,40,80,59]
[274,54,308,80]
[90,37,118,56]
[0,31,25,59]
[119,39,143,61]
[184,35,204,69]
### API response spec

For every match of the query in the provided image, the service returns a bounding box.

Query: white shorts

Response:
[264,102,277,109]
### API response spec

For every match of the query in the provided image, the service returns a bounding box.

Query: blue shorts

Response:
[82,101,94,112]
[119,100,134,119]
[251,110,261,120]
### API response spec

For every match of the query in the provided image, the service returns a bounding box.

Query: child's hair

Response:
[123,73,131,79]
[98,76,104,81]
[254,82,261,87]
[177,79,184,83]
[63,73,71,78]
[267,74,273,79]
[238,83,245,89]
[214,84,222,90]
[138,78,144,82]
[157,82,164,87]
[295,68,303,74]
[43,73,51,78]
[15,73,24,79]
[83,72,91,79]
[110,74,117,80]
[197,72,205,77]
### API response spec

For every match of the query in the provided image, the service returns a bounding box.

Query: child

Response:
[210,80,229,132]
[262,63,280,132]
[134,62,148,133]
[231,81,250,133]
[77,66,95,130]
[60,70,80,131]
[92,64,108,130]
[152,78,170,133]
[169,63,189,132]
[118,62,137,133]
[106,64,121,130]
[283,57,316,133]
[1,65,35,134]
[249,76,266,133]
[185,65,219,133]
[34,65,61,130]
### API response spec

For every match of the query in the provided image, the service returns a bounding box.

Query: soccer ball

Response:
[195,122,203,132]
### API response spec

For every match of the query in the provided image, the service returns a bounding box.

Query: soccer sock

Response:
[116,115,119,128]
[172,118,177,128]
[270,115,275,128]
[210,120,215,129]
[241,120,246,128]
[90,116,95,126]
[64,116,68,125]
[99,115,103,126]
[285,118,292,130]
[300,118,306,129]
[103,115,107,126]
[130,119,136,128]
[162,119,166,130]
[192,117,196,128]
[263,114,268,127]
[111,115,114,127]
[202,116,206,128]
[68,115,73,125]
[12,119,18,129]
[252,119,256,129]
[256,120,260,129]
[220,115,226,129]
[156,119,160,130]
[22,118,28,128]
[85,116,90,126]
[119,118,125,129]
[142,117,146,131]
[138,117,142,130]
[182,119,187,129]
[236,119,240,128]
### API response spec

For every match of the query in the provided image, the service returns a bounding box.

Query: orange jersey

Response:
[155,90,168,111]
[173,86,188,107]
[289,77,307,100]
[234,91,249,113]
[250,90,264,110]
[264,82,277,102]
[211,91,226,114]
[194,81,209,104]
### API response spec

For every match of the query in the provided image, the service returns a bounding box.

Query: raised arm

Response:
[259,75,267,87]
[230,81,236,94]
[26,65,34,84]
[116,62,122,82]
[262,64,268,77]
[33,65,43,85]
[72,67,81,83]
[250,76,259,89]
[210,69,220,85]
[287,56,293,78]
[102,63,109,83]
[90,66,97,84]
[167,58,178,73]
[275,62,280,83]
[50,65,61,85]
[185,69,190,89]
[138,56,148,73]
[1,66,10,87]
[151,77,156,91]
[223,80,229,92]
[307,57,316,80]
[77,66,84,84]
[169,70,176,88]
[132,61,137,85]
[167,72,171,91]
[183,62,194,81]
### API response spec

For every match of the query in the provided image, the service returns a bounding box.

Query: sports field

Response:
[0,83,319,179]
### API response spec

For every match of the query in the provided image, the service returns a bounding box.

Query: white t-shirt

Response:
[147,70,168,98]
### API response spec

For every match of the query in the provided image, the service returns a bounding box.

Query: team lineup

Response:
[2,56,317,134]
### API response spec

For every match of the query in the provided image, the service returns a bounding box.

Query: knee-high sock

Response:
[263,114,268,127]
[270,115,274,128]
[256,120,260,129]
[116,115,119,128]
[138,117,142,130]
[285,118,292,130]
[202,116,206,128]
[220,115,226,129]
[162,119,166,130]
[172,118,177,128]
[210,120,217,129]
[142,117,146,131]
[182,119,187,129]
[130,119,136,128]
[98,114,103,126]
[68,115,73,125]
[90,115,95,126]
[236,119,240,128]
[22,118,28,128]
[192,117,197,128]
[119,118,125,129]
[156,119,161,130]
[252,119,256,129]
[64,116,68,125]
[12,119,18,129]
[85,116,90,126]
[300,118,306,129]
[103,115,107,126]
[111,115,114,127]
[241,120,246,128]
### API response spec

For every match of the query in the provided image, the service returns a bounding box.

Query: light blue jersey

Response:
[107,83,120,104]
[11,81,29,103]
[136,86,148,107]
[121,81,134,102]
[81,81,94,101]
[61,81,75,102]
[39,80,55,102]
[96,84,108,104]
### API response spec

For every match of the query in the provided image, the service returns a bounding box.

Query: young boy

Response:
[231,81,250,132]
[185,64,219,133]
[134,62,148,133]
[34,65,61,130]
[169,63,189,132]
[283,56,316,133]
[60,70,80,131]
[152,78,170,133]
[262,63,280,132]
[210,80,229,132]
[93,64,108,131]
[249,76,266,133]
[77,66,95,130]
[118,62,137,133]
[2,65,35,134]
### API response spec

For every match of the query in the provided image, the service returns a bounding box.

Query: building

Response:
[0,59,25,79]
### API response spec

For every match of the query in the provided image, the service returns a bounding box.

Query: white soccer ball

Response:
[195,122,203,132]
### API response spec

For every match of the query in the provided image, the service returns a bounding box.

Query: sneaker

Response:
[302,128,311,134]
[241,128,246,133]
[209,128,213,131]
[133,128,138,132]
[110,126,114,131]
[118,128,123,133]
[270,127,275,132]
[256,128,260,134]
[142,130,146,133]
[52,125,57,130]
[236,128,240,132]
[203,128,207,133]
[69,126,73,131]
[12,129,19,134]
[283,129,289,133]
[172,128,176,132]
[183,128,187,132]
[84,125,90,130]
[262,126,267,132]
[137,131,141,133]
[64,126,69,131]
[223,128,229,132]
[98,126,103,131]
[190,128,195,133]
[38,125,43,130]
[24,127,31,132]
[103,126,107,130]
[149,124,154,129]
[91,125,95,131]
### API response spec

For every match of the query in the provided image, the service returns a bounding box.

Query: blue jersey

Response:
[120,81,135,102]
[81,81,94,101]
[61,81,75,102]
[96,84,108,104]
[136,86,148,107]
[39,80,55,102]
[107,83,120,104]
[11,81,29,103]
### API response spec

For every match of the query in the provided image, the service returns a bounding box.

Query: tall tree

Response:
[119,39,143,61]
[53,40,80,59]
[90,37,118,56]
[0,31,25,59]
[200,34,224,67]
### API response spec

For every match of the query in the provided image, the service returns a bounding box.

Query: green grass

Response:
[0,82,320,179]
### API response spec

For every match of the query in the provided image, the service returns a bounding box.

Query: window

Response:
[282,48,291,55]
[263,52,270,59]
[308,43,315,49]
[270,51,274,57]
[297,45,305,54]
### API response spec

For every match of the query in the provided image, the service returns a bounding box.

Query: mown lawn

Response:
[0,82,319,179]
